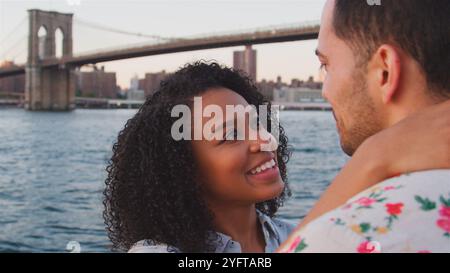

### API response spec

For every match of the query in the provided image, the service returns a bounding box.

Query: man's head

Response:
[318,0,450,155]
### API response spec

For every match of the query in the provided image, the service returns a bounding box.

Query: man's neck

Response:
[387,93,447,127]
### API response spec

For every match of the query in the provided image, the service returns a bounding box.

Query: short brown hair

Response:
[332,0,449,97]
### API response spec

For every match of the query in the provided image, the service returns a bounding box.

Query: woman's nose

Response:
[249,127,278,153]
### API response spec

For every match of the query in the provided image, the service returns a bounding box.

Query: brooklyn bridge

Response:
[0,9,319,111]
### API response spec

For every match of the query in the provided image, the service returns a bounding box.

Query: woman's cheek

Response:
[225,144,249,173]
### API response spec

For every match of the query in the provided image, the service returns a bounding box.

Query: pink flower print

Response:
[283,236,309,252]
[357,241,380,253]
[439,206,450,219]
[386,203,404,216]
[436,218,450,233]
[287,236,301,252]
[356,197,376,207]
[342,203,352,210]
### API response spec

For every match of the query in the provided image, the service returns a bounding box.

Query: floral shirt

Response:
[278,170,450,253]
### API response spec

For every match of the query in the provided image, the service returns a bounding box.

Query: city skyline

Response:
[0,0,326,88]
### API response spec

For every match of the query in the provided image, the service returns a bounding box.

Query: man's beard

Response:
[338,68,383,156]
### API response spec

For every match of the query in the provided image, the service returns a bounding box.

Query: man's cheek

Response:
[321,86,332,103]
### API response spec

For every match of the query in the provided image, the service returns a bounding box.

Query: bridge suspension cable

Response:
[9,45,27,62]
[1,35,27,61]
[74,16,177,42]
[0,16,27,47]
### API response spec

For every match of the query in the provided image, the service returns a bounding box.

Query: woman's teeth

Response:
[250,159,276,175]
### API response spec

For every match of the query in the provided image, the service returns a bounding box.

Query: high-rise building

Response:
[233,45,257,82]
[127,74,145,101]
[130,74,140,91]
[139,70,168,97]
[257,79,277,100]
[75,66,118,98]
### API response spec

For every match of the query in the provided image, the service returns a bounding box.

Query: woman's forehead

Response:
[200,87,249,108]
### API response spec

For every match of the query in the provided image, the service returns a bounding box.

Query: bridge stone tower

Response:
[25,9,75,111]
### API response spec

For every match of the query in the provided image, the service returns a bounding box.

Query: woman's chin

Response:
[251,179,285,202]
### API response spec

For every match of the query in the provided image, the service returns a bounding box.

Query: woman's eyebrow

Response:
[202,117,235,140]
[214,118,236,134]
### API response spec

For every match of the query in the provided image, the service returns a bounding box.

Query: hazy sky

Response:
[0,0,326,88]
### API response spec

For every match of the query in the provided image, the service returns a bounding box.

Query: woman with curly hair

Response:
[104,61,293,253]
[104,61,450,253]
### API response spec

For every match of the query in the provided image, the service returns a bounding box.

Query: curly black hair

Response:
[103,61,291,252]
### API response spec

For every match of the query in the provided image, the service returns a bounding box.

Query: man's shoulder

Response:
[369,169,450,191]
[282,170,450,253]
[343,169,450,210]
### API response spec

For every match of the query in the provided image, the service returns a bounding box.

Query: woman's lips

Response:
[247,165,280,182]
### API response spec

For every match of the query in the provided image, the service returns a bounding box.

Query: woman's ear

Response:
[372,45,402,104]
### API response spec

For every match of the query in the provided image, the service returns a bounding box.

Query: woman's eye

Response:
[223,129,239,142]
[225,129,237,140]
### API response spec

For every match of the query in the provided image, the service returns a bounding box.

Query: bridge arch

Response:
[37,25,48,59]
[28,9,73,62]
[55,27,64,58]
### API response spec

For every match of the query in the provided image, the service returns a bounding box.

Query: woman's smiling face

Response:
[191,87,285,206]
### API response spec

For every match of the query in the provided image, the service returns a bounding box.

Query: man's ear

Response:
[371,45,401,104]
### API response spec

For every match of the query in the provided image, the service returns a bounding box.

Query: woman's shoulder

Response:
[257,210,297,242]
[270,216,297,239]
[271,217,296,232]
[128,240,180,253]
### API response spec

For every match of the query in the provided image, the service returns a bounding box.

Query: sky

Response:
[0,0,326,88]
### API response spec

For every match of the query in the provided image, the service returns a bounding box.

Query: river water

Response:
[0,108,348,252]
